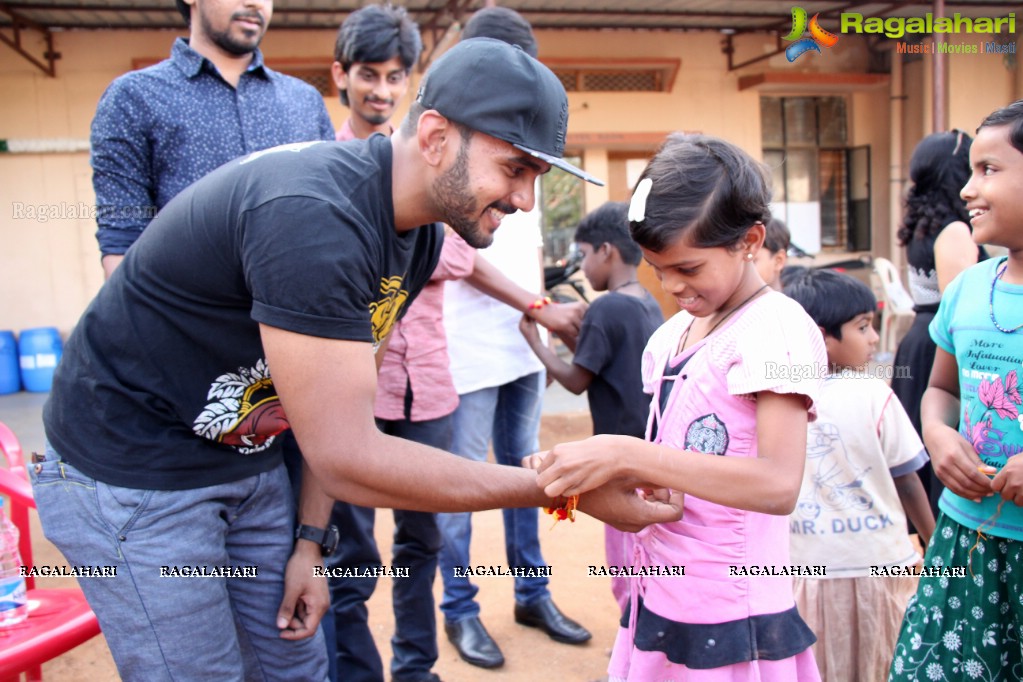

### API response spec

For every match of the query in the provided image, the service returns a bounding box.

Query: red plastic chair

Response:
[0,421,101,681]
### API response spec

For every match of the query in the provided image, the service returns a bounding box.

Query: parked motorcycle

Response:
[543,243,589,303]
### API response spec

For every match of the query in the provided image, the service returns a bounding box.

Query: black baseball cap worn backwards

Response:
[416,37,605,186]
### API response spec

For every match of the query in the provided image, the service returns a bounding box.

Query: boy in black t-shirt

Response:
[520,202,664,613]
[521,201,662,438]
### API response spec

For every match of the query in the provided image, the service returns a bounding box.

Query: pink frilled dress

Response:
[609,291,828,682]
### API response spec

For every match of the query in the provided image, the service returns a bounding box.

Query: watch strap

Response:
[295,524,328,545]
[295,524,339,556]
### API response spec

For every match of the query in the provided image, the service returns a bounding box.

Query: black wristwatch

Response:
[295,524,340,556]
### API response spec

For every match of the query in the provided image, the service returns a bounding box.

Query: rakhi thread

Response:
[543,494,579,529]
[968,498,1007,579]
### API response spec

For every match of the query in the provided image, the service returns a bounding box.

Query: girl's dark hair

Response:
[897,130,972,246]
[977,99,1023,154]
[630,134,772,252]
[574,202,641,265]
[783,268,876,340]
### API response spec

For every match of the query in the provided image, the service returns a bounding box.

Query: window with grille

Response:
[761,96,870,253]
[550,60,678,93]
[556,69,662,92]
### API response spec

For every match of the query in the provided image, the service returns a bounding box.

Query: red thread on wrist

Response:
[543,494,579,527]
[528,296,553,311]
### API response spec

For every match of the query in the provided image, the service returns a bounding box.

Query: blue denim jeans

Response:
[328,415,450,682]
[437,371,550,623]
[30,449,328,682]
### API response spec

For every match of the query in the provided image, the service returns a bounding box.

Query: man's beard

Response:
[432,138,492,249]
[202,11,264,56]
[361,98,393,126]
[361,111,390,126]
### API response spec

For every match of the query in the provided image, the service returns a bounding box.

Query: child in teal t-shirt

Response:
[928,256,1023,536]
[890,101,1023,680]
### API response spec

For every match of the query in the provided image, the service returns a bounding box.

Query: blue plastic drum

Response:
[18,327,63,392]
[0,332,18,394]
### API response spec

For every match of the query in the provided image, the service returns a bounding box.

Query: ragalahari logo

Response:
[784,7,840,61]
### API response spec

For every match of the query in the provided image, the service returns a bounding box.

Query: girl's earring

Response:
[745,252,753,261]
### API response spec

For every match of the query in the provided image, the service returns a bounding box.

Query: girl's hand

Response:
[924,423,993,502]
[536,435,633,498]
[521,451,546,471]
[991,456,1023,506]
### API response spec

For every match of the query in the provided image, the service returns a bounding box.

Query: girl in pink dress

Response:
[534,134,827,681]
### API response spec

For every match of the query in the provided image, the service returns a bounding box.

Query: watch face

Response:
[323,525,340,556]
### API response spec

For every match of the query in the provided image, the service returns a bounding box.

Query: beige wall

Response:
[947,42,1019,133]
[851,88,893,260]
[1,29,343,337]
[1,27,1020,335]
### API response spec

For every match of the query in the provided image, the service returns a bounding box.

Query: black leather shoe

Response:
[444,617,504,669]
[514,597,592,644]
[392,673,442,682]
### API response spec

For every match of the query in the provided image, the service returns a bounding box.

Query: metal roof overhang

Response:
[1,0,1018,116]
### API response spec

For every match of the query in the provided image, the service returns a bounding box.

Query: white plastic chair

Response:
[872,257,916,359]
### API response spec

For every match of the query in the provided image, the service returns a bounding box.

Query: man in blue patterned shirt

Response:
[91,0,334,278]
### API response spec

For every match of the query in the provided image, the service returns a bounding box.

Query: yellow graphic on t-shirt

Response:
[370,275,409,343]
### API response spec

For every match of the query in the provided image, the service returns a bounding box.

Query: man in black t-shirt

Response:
[35,39,681,680]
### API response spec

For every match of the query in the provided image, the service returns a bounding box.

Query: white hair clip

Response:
[628,178,653,222]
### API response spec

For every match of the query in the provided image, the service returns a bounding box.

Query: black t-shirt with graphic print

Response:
[44,136,442,490]
[572,291,664,438]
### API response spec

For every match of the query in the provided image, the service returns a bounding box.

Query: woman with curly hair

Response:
[891,130,987,514]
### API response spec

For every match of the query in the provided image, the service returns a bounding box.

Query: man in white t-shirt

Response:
[435,8,594,669]
[438,197,591,669]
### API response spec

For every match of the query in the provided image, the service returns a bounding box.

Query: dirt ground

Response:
[35,410,619,682]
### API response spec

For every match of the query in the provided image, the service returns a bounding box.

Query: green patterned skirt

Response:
[889,513,1023,681]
